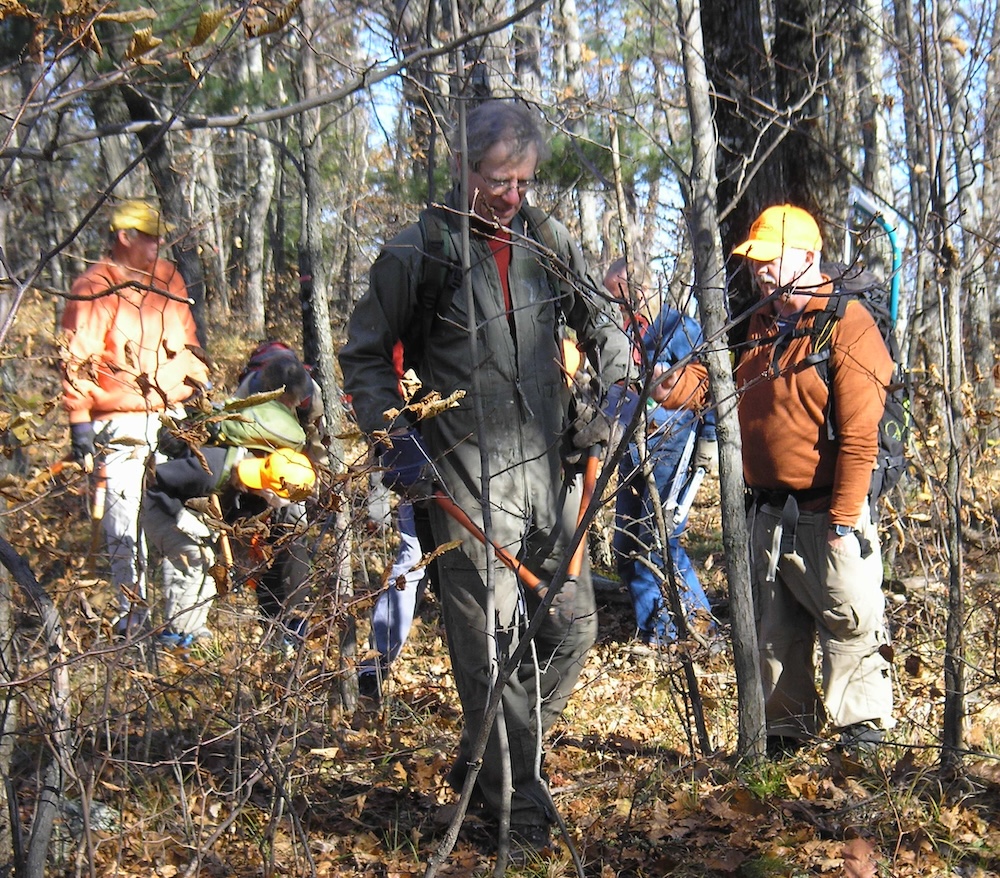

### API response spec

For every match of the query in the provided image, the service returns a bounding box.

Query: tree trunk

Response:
[940,251,966,773]
[192,129,229,311]
[242,40,276,338]
[87,82,144,200]
[939,2,996,436]
[895,0,941,395]
[771,0,837,218]
[513,6,542,102]
[18,60,75,308]
[0,538,74,878]
[849,0,896,276]
[676,0,765,761]
[297,0,356,711]
[557,0,602,256]
[0,200,15,876]
[700,0,781,346]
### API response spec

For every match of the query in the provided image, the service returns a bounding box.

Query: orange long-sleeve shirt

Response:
[658,281,893,525]
[61,257,209,424]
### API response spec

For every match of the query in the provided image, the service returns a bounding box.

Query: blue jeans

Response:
[614,413,711,642]
[361,501,427,678]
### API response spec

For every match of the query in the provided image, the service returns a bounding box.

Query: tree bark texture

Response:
[675,0,766,760]
[297,0,356,711]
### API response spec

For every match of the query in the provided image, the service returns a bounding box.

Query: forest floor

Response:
[5,297,1000,877]
[12,461,1000,878]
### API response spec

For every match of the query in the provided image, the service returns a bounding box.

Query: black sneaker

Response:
[838,723,884,753]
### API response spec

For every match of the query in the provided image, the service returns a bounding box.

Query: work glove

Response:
[692,437,719,477]
[70,423,96,472]
[537,579,578,626]
[379,429,434,499]
[570,383,640,453]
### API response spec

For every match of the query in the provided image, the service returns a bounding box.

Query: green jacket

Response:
[340,193,630,488]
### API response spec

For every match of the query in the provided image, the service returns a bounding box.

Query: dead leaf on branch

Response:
[191,8,227,46]
[244,0,301,37]
[124,27,162,61]
[96,8,155,24]
[0,0,38,21]
[382,389,466,424]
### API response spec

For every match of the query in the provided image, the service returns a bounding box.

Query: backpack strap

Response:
[521,204,570,298]
[805,288,849,442]
[419,207,463,309]
[407,207,463,365]
[521,204,559,255]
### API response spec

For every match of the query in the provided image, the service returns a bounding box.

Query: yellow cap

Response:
[236,448,316,500]
[110,200,174,238]
[732,204,823,262]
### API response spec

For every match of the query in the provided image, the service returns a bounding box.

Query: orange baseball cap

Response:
[732,204,823,262]
[236,448,316,500]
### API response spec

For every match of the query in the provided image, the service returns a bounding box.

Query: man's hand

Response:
[571,383,640,452]
[70,423,96,472]
[692,437,719,476]
[380,429,434,499]
[537,579,577,626]
[650,363,679,403]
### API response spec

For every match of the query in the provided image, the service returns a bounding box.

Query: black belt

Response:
[752,486,873,559]
[751,485,832,508]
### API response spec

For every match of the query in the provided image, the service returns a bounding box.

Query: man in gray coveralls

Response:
[339,100,631,855]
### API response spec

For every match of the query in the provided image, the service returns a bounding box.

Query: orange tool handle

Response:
[568,446,601,579]
[433,492,545,592]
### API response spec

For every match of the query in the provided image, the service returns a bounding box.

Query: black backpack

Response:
[812,261,909,518]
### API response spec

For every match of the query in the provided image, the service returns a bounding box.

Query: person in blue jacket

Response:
[604,258,716,646]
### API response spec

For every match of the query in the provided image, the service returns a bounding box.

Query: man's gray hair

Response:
[465,100,550,167]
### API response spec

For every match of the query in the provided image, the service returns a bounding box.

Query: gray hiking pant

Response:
[749,501,895,737]
[429,464,597,828]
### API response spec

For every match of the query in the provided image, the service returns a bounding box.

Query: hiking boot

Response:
[508,823,552,865]
[766,735,804,760]
[838,723,884,754]
[357,673,382,704]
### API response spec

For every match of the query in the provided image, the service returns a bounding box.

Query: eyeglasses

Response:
[477,174,537,196]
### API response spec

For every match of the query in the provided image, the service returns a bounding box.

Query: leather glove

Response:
[692,437,719,477]
[70,423,96,472]
[537,579,577,626]
[379,429,434,499]
[571,383,640,451]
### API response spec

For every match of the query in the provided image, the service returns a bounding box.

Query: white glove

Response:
[692,437,719,477]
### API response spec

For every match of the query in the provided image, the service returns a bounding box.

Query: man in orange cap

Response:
[656,204,895,754]
[61,199,209,639]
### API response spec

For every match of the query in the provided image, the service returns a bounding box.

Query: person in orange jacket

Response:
[61,199,210,638]
[657,205,895,754]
